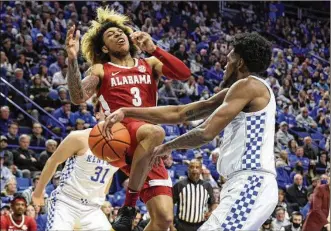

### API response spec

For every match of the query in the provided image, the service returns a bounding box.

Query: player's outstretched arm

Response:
[65,25,103,105]
[157,79,256,151]
[105,88,228,128]
[131,31,191,80]
[32,131,87,204]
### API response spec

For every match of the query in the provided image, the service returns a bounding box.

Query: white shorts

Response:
[199,171,278,231]
[46,191,111,231]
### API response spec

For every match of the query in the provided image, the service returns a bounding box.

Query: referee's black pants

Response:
[176,219,204,231]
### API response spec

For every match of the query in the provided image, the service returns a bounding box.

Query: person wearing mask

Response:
[302,181,330,231]
[0,195,37,231]
[272,207,291,230]
[282,212,303,231]
[171,159,217,231]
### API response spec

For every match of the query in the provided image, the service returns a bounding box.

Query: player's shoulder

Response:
[86,63,104,78]
[66,129,91,145]
[231,77,265,95]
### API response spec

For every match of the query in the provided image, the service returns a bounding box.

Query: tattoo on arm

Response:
[165,127,211,150]
[184,107,217,121]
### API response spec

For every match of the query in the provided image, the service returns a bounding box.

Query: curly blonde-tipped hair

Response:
[81,7,136,65]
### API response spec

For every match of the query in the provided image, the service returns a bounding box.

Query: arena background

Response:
[0,1,330,230]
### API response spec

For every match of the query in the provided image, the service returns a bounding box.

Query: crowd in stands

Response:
[0,1,330,231]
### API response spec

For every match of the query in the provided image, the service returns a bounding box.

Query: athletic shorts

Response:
[46,191,111,231]
[120,118,172,203]
[198,171,278,231]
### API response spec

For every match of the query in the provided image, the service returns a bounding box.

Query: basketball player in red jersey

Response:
[65,7,190,231]
[0,195,37,231]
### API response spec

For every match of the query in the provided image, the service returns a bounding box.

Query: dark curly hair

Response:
[232,32,272,73]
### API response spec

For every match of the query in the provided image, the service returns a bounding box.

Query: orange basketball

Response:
[88,121,131,163]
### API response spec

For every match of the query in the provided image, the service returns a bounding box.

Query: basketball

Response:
[88,121,131,163]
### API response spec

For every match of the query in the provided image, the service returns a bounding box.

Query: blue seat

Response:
[16,177,31,191]
[19,127,32,135]
[310,132,323,141]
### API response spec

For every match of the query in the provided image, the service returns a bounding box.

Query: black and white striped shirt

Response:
[173,178,215,224]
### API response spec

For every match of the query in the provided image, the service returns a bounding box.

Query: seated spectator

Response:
[74,119,86,130]
[171,80,187,98]
[13,54,31,81]
[52,64,68,89]
[272,207,291,231]
[184,76,198,100]
[29,75,49,99]
[158,80,180,105]
[33,87,56,114]
[196,75,210,96]
[278,105,296,127]
[288,147,310,172]
[5,122,19,145]
[0,51,14,79]
[259,217,274,231]
[202,169,218,188]
[206,62,223,85]
[9,68,29,109]
[132,210,143,231]
[295,107,317,129]
[0,136,14,166]
[163,155,175,181]
[276,122,294,150]
[0,177,17,204]
[101,201,113,224]
[212,187,221,204]
[307,176,320,194]
[12,134,39,178]
[277,189,290,219]
[26,204,47,231]
[286,174,308,211]
[0,106,12,134]
[29,122,46,147]
[39,139,59,170]
[207,148,220,181]
[72,103,95,129]
[47,100,75,135]
[53,87,70,109]
[276,150,290,168]
[22,175,47,205]
[287,139,298,155]
[49,54,65,77]
[303,136,318,162]
[45,171,61,196]
[316,152,329,174]
[0,152,13,191]
[174,44,188,62]
[281,211,303,231]
[300,193,313,220]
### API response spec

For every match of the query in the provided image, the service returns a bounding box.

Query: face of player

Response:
[11,200,26,216]
[221,49,241,88]
[102,27,130,58]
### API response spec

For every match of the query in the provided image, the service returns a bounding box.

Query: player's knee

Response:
[150,212,173,228]
[147,126,165,142]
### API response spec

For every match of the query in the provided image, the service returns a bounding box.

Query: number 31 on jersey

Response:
[130,87,142,106]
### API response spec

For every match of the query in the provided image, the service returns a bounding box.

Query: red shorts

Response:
[119,119,172,203]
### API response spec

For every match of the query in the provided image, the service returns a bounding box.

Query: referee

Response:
[171,159,218,231]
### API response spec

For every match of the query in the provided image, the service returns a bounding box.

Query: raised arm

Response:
[65,25,103,105]
[32,131,88,204]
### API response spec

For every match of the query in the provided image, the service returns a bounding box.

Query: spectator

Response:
[201,169,218,188]
[286,174,308,211]
[259,217,275,231]
[158,80,180,105]
[300,193,313,220]
[276,150,290,168]
[132,210,143,231]
[101,201,113,224]
[38,139,58,171]
[0,106,12,134]
[52,64,68,89]
[45,171,61,196]
[0,51,14,79]
[26,204,47,231]
[195,76,210,96]
[295,107,317,129]
[12,134,39,178]
[307,176,320,194]
[212,187,220,204]
[288,147,310,172]
[281,211,303,231]
[22,175,47,205]
[5,122,19,145]
[184,76,197,99]
[316,152,329,174]
[72,103,95,129]
[48,54,65,77]
[206,62,223,85]
[9,68,29,109]
[174,44,188,62]
[302,183,330,231]
[207,148,220,181]
[172,159,217,231]
[1,38,17,64]
[0,136,13,166]
[277,189,290,219]
[29,122,46,147]
[74,118,86,130]
[13,54,31,81]
[53,87,69,109]
[276,122,294,150]
[33,87,55,114]
[48,100,75,135]
[303,136,318,162]
[287,139,298,156]
[0,177,17,204]
[272,207,291,231]
[0,152,13,191]
[163,155,175,181]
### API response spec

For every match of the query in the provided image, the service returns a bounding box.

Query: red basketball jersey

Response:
[98,58,158,112]
[0,214,37,231]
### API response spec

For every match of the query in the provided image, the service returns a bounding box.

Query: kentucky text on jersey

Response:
[110,74,152,87]
[86,154,111,166]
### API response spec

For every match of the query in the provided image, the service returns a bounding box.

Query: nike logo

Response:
[228,188,234,193]
[112,71,121,76]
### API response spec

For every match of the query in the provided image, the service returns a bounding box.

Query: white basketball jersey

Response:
[56,149,118,206]
[217,76,277,177]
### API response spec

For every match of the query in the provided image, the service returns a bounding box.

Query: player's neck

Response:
[109,54,135,67]
[11,213,23,221]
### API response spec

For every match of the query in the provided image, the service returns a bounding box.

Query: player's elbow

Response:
[202,127,217,143]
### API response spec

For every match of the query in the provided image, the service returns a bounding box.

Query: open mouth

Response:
[117,38,125,45]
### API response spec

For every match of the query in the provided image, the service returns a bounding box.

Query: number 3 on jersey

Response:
[131,87,142,106]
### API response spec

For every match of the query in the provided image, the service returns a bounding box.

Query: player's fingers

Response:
[75,30,80,42]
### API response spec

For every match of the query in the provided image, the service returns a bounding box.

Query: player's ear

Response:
[101,45,109,54]
[238,58,246,72]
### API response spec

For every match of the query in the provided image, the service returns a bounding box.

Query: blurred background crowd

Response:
[0,1,330,231]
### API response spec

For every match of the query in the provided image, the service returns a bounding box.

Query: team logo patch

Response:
[138,65,146,73]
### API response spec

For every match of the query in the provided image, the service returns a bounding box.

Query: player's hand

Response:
[149,144,172,168]
[102,109,125,139]
[65,25,80,60]
[130,31,157,54]
[32,192,45,207]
